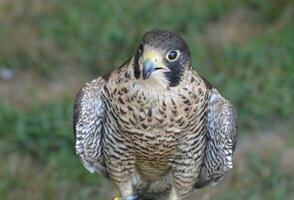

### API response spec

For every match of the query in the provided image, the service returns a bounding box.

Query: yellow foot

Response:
[113,197,121,200]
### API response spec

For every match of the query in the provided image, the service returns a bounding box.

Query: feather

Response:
[195,87,238,188]
[73,77,107,174]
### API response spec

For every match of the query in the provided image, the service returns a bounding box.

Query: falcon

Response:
[74,30,237,200]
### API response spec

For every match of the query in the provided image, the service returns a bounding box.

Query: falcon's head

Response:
[133,30,191,87]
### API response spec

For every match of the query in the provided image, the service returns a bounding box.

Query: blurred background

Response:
[0,0,293,199]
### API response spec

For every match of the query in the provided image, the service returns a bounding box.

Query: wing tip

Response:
[80,156,96,173]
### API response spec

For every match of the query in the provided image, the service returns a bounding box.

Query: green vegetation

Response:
[0,0,293,199]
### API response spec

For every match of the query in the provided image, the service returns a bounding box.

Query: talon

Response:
[113,196,121,200]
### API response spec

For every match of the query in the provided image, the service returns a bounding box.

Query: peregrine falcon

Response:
[74,30,237,200]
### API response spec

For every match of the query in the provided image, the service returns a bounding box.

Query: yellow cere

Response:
[143,50,161,63]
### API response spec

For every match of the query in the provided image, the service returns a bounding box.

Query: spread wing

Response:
[74,77,107,174]
[195,88,238,188]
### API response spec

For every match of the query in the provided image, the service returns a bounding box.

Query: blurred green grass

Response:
[0,0,293,199]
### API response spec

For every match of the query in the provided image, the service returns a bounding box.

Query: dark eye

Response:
[166,50,180,61]
[138,43,144,54]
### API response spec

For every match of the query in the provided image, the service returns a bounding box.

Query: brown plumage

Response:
[74,30,237,200]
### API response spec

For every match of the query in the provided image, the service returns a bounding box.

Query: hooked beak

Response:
[143,59,155,80]
[142,50,169,80]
